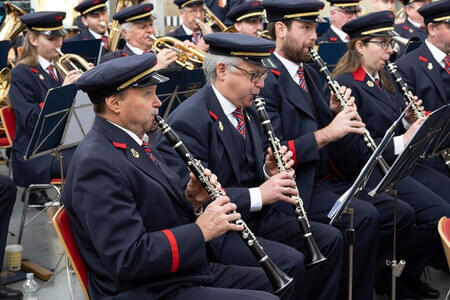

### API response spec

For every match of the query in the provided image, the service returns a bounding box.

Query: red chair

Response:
[438,217,450,271]
[53,206,90,300]
[0,106,15,149]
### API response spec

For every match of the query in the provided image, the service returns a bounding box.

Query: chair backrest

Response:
[438,216,450,271]
[0,106,15,148]
[52,206,90,300]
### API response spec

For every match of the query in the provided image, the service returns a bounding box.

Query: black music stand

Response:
[157,69,206,118]
[421,104,450,167]
[62,39,103,65]
[0,40,10,69]
[368,104,449,300]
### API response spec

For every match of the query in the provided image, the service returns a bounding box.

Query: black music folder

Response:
[24,84,79,160]
[0,40,11,69]
[157,69,206,118]
[61,39,102,65]
[421,104,450,159]
[369,104,450,197]
[317,42,347,69]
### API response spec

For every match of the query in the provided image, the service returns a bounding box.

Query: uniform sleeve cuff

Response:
[249,187,262,212]
[393,135,405,155]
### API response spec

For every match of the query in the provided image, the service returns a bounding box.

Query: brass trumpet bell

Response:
[0,2,26,42]
[56,50,92,79]
[151,36,205,70]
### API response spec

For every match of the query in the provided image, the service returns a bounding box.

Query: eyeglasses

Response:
[232,64,268,83]
[367,39,396,50]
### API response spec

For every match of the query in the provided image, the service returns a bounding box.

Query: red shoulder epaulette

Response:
[112,141,127,149]
[271,69,281,76]
[418,56,428,63]
[209,110,218,120]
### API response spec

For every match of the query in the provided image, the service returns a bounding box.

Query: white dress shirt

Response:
[211,84,263,212]
[39,56,58,81]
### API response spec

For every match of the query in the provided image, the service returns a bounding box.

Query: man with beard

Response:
[226,1,265,37]
[260,1,416,299]
[156,32,344,300]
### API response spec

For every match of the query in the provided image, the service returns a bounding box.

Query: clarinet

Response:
[254,97,327,266]
[387,61,450,172]
[154,115,293,295]
[309,47,391,175]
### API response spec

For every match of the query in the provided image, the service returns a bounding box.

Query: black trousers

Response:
[0,175,17,267]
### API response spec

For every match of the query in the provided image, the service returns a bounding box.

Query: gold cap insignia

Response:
[367,80,374,88]
[130,148,139,158]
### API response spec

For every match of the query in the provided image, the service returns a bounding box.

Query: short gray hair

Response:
[203,53,242,83]
[120,22,133,32]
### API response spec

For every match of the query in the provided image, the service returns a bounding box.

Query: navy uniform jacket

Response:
[9,63,62,187]
[100,44,135,63]
[259,54,348,207]
[396,43,449,112]
[394,19,427,42]
[317,28,343,44]
[332,67,405,177]
[167,26,192,40]
[65,27,108,55]
[63,116,213,300]
[156,84,265,221]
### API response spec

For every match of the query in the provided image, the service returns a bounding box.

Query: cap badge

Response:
[130,148,140,158]
[367,80,374,88]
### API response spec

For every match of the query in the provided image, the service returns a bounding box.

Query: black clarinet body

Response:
[309,47,391,175]
[154,115,293,295]
[253,97,327,266]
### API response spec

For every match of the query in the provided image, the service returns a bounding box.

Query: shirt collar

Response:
[407,18,421,29]
[38,56,54,70]
[182,23,200,37]
[211,84,238,117]
[88,28,107,39]
[362,67,380,81]
[107,120,149,146]
[273,52,303,82]
[425,39,447,66]
[330,25,349,42]
[126,42,145,55]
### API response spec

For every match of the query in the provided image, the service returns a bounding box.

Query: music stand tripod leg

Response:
[344,207,355,300]
[385,188,406,300]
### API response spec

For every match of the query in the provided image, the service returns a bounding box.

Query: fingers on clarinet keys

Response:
[196,196,242,242]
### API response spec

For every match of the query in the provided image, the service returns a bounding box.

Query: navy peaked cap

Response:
[113,3,154,24]
[227,1,265,23]
[174,0,204,8]
[75,0,107,15]
[342,10,395,39]
[204,32,275,68]
[262,0,325,23]
[20,11,66,37]
[418,0,450,25]
[76,54,169,104]
[327,0,362,12]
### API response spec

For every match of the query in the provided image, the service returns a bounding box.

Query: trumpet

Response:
[56,49,92,79]
[254,96,327,266]
[203,5,228,32]
[309,47,391,175]
[155,115,293,295]
[256,30,272,40]
[150,35,205,70]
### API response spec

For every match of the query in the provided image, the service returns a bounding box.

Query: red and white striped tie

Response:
[297,66,308,92]
[232,107,246,138]
[47,64,58,81]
